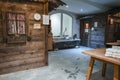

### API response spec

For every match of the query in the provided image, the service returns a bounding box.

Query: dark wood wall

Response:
[80,14,107,48]
[80,8,120,48]
[106,9,120,43]
[0,1,48,74]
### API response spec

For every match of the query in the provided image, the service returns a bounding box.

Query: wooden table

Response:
[106,42,120,48]
[82,48,120,80]
[106,42,120,46]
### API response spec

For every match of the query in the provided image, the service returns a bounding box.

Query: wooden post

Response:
[113,64,119,80]
[102,62,107,77]
[86,57,95,80]
[44,0,49,65]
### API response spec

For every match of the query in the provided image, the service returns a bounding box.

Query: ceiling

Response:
[57,0,120,15]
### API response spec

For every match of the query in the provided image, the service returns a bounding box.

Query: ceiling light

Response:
[80,9,83,12]
[65,5,69,8]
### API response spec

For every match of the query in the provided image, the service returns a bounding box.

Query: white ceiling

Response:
[57,0,120,15]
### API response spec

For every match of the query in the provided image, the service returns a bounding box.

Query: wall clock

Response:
[34,13,41,21]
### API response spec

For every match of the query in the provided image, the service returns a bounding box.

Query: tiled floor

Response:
[0,46,113,80]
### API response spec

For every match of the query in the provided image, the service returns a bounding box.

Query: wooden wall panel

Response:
[80,14,107,48]
[0,62,45,74]
[90,27,105,48]
[0,1,48,74]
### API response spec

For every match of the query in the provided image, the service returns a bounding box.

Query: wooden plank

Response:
[106,42,120,46]
[0,57,44,69]
[102,62,107,77]
[0,52,44,63]
[113,64,119,80]
[86,57,95,80]
[0,62,45,75]
[0,49,44,56]
[0,1,48,75]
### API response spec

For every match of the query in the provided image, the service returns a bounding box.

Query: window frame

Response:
[51,12,73,37]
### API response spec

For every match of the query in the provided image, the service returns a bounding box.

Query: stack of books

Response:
[105,46,120,58]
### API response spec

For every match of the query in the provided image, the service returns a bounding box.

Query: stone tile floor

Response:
[0,46,114,80]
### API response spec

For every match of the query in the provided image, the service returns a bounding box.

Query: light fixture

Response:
[85,23,89,28]
[65,5,69,8]
[110,18,114,24]
[85,23,89,32]
[80,8,83,12]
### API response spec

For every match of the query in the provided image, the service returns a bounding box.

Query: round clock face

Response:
[34,13,41,20]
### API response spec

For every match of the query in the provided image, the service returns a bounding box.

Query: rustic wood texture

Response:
[0,62,45,74]
[102,62,107,77]
[1,0,66,12]
[80,14,107,48]
[86,57,95,80]
[106,10,120,43]
[113,64,119,80]
[82,48,120,80]
[82,48,120,65]
[0,1,48,74]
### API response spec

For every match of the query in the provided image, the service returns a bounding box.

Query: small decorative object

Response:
[34,13,41,21]
[85,28,89,33]
[73,34,77,39]
[94,22,98,27]
[33,24,41,29]
[91,27,94,31]
[43,15,50,25]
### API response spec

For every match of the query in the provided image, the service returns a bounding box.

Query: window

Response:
[6,13,26,43]
[50,13,72,37]
[7,13,26,35]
